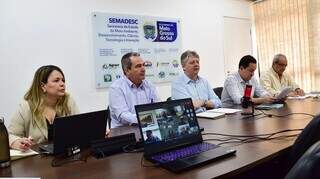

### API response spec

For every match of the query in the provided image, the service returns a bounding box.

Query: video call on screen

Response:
[139,101,199,144]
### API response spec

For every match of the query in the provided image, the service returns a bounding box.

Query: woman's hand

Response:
[11,137,34,151]
[105,129,110,138]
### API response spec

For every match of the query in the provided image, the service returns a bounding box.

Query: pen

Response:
[22,136,33,149]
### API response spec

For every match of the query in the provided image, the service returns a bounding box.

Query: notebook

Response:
[196,111,225,119]
[135,98,236,172]
[39,110,107,155]
[10,149,38,160]
[207,108,242,114]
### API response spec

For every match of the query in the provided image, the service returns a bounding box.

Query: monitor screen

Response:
[53,110,107,155]
[135,98,202,155]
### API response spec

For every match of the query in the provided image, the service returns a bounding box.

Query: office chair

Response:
[236,115,320,179]
[107,106,111,129]
[289,114,320,168]
[284,140,320,179]
[213,87,223,99]
[167,97,172,101]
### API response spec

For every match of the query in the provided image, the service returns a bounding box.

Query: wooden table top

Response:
[1,98,319,179]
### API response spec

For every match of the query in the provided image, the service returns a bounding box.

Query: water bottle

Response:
[0,117,10,168]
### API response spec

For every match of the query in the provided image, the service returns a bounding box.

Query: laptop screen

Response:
[53,110,107,155]
[135,98,203,156]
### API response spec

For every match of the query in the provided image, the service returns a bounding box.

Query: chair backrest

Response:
[166,97,172,101]
[289,114,320,167]
[213,87,223,99]
[107,106,111,129]
[285,140,320,179]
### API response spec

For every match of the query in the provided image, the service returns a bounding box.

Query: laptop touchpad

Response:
[182,155,208,164]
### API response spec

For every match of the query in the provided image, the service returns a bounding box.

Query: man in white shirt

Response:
[260,54,305,96]
[221,55,275,107]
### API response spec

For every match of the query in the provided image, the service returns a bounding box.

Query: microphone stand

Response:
[241,101,264,119]
[241,101,254,116]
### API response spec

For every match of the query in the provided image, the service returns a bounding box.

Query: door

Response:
[223,17,253,76]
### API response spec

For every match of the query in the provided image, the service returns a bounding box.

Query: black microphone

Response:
[241,85,252,108]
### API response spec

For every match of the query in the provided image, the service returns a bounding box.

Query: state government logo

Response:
[143,22,156,41]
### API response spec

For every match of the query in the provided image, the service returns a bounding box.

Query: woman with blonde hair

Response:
[9,65,79,151]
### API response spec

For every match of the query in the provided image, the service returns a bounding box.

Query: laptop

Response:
[135,98,236,172]
[39,110,107,155]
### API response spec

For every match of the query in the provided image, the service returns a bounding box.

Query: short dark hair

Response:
[238,55,257,69]
[121,52,140,74]
[180,50,200,67]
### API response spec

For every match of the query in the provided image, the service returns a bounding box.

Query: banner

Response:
[92,12,182,88]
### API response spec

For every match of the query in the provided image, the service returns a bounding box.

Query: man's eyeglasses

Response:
[276,62,287,67]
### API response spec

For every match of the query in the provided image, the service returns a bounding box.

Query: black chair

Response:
[236,115,320,179]
[167,97,172,101]
[213,87,223,99]
[289,114,320,168]
[284,140,320,179]
[107,106,111,129]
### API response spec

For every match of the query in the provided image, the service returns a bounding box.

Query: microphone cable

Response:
[202,128,303,146]
[202,128,303,137]
[258,110,315,118]
[140,155,160,168]
[122,143,144,153]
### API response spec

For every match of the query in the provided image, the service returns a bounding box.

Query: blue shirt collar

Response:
[123,75,146,89]
[182,73,200,84]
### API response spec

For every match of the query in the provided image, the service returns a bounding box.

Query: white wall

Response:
[0,0,251,126]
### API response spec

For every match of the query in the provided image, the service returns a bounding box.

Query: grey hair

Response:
[273,54,287,65]
[121,52,140,74]
[180,50,200,67]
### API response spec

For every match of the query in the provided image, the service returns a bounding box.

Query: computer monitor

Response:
[53,110,107,155]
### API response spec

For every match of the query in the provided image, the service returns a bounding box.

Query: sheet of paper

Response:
[10,149,39,160]
[207,108,241,114]
[276,87,293,100]
[287,94,316,100]
[196,112,225,119]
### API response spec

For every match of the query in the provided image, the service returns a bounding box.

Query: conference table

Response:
[1,98,320,179]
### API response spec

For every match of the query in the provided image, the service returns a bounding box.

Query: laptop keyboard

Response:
[151,142,218,164]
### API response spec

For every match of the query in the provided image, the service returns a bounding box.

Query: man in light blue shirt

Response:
[171,50,222,113]
[109,52,158,128]
[221,55,275,107]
